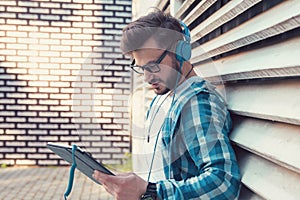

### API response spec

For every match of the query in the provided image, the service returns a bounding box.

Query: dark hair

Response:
[120,10,183,54]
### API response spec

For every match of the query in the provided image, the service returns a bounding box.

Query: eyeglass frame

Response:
[129,49,169,74]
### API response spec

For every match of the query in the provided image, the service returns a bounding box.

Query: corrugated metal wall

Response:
[131,0,300,199]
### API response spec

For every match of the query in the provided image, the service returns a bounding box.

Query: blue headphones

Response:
[175,21,192,65]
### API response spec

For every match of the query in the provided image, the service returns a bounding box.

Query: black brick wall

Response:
[0,0,132,166]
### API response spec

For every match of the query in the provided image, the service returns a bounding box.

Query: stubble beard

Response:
[154,60,181,95]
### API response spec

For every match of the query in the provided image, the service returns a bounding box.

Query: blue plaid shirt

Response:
[153,77,241,199]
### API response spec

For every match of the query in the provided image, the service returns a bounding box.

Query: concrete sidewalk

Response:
[0,167,113,200]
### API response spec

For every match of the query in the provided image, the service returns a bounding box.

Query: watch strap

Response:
[141,182,157,200]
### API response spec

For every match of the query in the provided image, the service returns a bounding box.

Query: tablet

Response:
[47,142,115,185]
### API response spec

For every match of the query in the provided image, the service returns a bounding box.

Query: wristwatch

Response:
[141,182,157,200]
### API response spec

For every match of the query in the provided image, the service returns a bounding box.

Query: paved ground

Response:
[0,167,114,200]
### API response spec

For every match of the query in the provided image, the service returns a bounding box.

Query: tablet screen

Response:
[47,142,115,185]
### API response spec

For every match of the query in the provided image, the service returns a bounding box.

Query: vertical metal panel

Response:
[131,0,300,199]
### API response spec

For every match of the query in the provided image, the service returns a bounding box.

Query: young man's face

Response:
[132,48,181,95]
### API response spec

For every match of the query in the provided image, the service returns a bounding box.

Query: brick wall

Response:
[0,0,132,166]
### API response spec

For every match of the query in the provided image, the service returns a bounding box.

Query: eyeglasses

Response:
[129,50,169,74]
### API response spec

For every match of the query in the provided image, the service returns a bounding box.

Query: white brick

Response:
[39,87,59,93]
[38,112,59,117]
[50,57,70,63]
[73,0,93,3]
[40,27,60,33]
[0,86,15,92]
[81,136,101,141]
[94,10,113,16]
[29,44,49,50]
[29,8,49,14]
[50,81,70,87]
[0,37,15,43]
[51,32,71,39]
[62,27,82,33]
[38,136,59,141]
[6,154,26,159]
[51,9,71,15]
[16,160,36,165]
[29,20,49,26]
[39,99,59,105]
[51,21,71,27]
[39,63,60,69]
[17,123,37,129]
[73,10,93,16]
[0,12,16,18]
[40,2,61,8]
[51,45,70,51]
[0,49,16,55]
[17,148,36,153]
[18,13,38,19]
[28,68,48,75]
[0,111,15,116]
[72,33,92,40]
[28,154,47,159]
[17,99,37,105]
[50,93,70,99]
[7,31,27,37]
[60,75,77,82]
[7,19,27,25]
[6,56,27,62]
[17,74,37,80]
[83,16,101,22]
[50,105,69,111]
[105,5,124,11]
[18,1,39,7]
[17,50,38,57]
[17,111,37,117]
[95,0,113,3]
[61,39,81,45]
[83,4,101,9]
[61,51,81,57]
[102,124,122,130]
[115,0,131,5]
[41,14,60,21]
[7,6,28,12]
[39,50,59,57]
[28,81,48,87]
[60,136,79,141]
[71,45,92,51]
[6,141,26,147]
[0,25,17,31]
[27,141,47,146]
[28,117,48,123]
[29,56,49,63]
[50,118,70,123]
[102,147,121,153]
[62,3,82,9]
[0,147,15,153]
[6,43,27,50]
[73,22,93,28]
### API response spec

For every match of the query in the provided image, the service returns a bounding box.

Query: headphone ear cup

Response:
[175,40,192,63]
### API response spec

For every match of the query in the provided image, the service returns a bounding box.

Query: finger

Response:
[93,170,110,183]
[93,171,116,195]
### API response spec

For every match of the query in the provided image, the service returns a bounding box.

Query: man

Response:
[93,10,241,200]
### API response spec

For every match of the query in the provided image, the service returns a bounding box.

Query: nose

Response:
[143,70,154,83]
